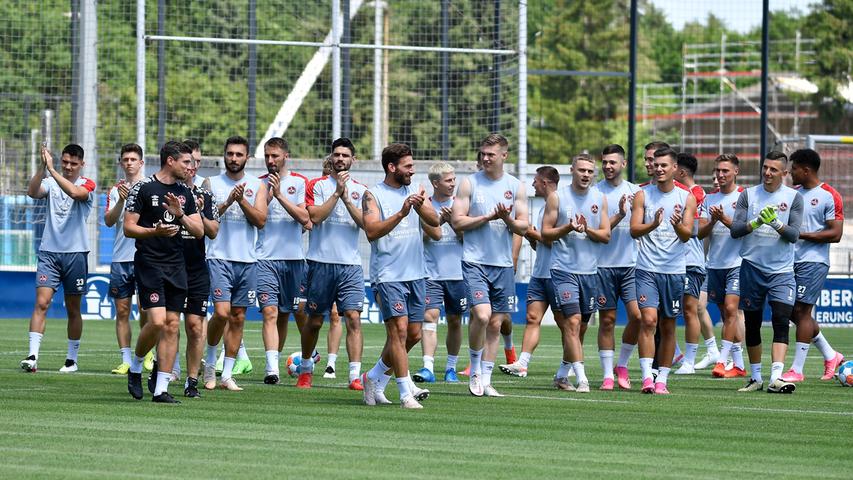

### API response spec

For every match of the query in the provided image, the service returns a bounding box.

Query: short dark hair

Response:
[535,165,560,185]
[676,152,698,176]
[644,141,670,152]
[331,137,356,156]
[265,136,289,153]
[765,150,788,163]
[224,135,249,153]
[601,144,625,157]
[160,141,192,166]
[119,143,143,159]
[62,144,84,160]
[790,148,821,172]
[480,133,509,150]
[653,146,678,163]
[182,139,200,152]
[715,153,739,166]
[381,143,413,173]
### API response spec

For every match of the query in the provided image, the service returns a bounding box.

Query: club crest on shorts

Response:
[425,296,431,304]
[504,190,513,200]
[288,186,296,195]
[149,293,159,303]
[111,287,118,295]
[598,295,606,306]
[38,274,47,284]
[259,293,269,303]
[309,301,318,310]
[473,291,484,299]
[591,204,599,214]
[213,288,222,298]
[779,202,788,211]
[639,294,647,303]
[561,291,571,300]
[709,290,716,299]
[393,302,404,312]
[744,298,751,307]
[810,198,819,206]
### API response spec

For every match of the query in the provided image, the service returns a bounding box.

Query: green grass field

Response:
[2,319,852,479]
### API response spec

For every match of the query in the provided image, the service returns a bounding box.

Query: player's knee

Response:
[186,319,203,339]
[770,302,792,344]
[640,312,657,331]
[525,311,542,326]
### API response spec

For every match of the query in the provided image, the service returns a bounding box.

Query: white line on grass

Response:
[731,406,853,417]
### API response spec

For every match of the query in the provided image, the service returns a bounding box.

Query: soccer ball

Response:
[286,352,302,378]
[837,360,853,387]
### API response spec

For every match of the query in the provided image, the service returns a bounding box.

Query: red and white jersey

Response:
[305,175,367,266]
[795,182,844,266]
[257,171,307,261]
[40,176,96,254]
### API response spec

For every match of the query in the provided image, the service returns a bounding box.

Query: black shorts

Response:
[135,260,187,312]
[184,265,210,316]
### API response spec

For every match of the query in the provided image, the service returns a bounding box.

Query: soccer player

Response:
[542,154,609,393]
[630,147,697,394]
[105,143,151,375]
[730,151,802,393]
[452,133,529,397]
[318,154,344,379]
[124,141,203,403]
[361,143,439,408]
[202,136,268,391]
[698,154,747,378]
[179,148,220,398]
[22,144,96,373]
[499,166,560,378]
[413,162,468,384]
[257,137,310,384]
[298,138,366,390]
[594,144,642,389]
[782,148,845,382]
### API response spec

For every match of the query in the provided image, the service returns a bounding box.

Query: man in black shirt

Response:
[124,141,203,403]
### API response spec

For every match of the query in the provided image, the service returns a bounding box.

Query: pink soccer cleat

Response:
[615,366,631,389]
[780,369,805,383]
[599,378,615,391]
[641,377,654,394]
[821,352,845,381]
[654,382,670,395]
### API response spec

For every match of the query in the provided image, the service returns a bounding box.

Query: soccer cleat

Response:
[111,362,130,375]
[599,378,615,391]
[460,365,471,376]
[780,369,805,383]
[59,359,78,373]
[766,378,795,394]
[184,378,201,398]
[412,384,430,402]
[143,350,155,371]
[128,372,144,400]
[694,352,719,370]
[202,364,217,390]
[615,366,631,389]
[483,385,504,397]
[170,368,181,383]
[672,352,684,367]
[312,351,322,364]
[152,392,181,404]
[361,373,376,406]
[219,377,243,391]
[553,376,576,392]
[263,374,280,385]
[468,374,484,397]
[576,381,590,393]
[412,367,436,383]
[147,360,158,394]
[348,378,364,391]
[295,372,313,389]
[737,379,764,392]
[653,382,670,395]
[711,362,727,378]
[498,362,528,378]
[233,358,253,375]
[674,363,695,375]
[20,355,37,373]
[641,377,655,394]
[444,368,459,383]
[821,352,845,381]
[373,391,393,405]
[400,395,423,409]
[504,347,517,364]
[323,365,336,379]
[723,366,747,378]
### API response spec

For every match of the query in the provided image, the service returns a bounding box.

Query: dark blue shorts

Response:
[684,266,706,299]
[208,259,257,308]
[551,269,599,316]
[304,261,364,315]
[462,261,516,313]
[526,276,558,312]
[257,259,307,312]
[109,261,136,299]
[739,260,795,310]
[636,269,684,318]
[184,265,210,316]
[374,279,426,323]
[707,267,740,305]
[36,251,88,295]
[794,262,829,306]
[425,279,469,315]
[596,266,637,310]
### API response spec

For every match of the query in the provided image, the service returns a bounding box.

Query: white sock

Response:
[482,361,495,386]
[684,343,698,366]
[657,366,670,385]
[750,363,763,383]
[221,356,236,380]
[770,361,784,382]
[719,340,733,365]
[502,333,513,350]
[300,357,314,374]
[154,371,171,396]
[423,355,435,373]
[378,373,391,392]
[704,336,719,355]
[130,355,144,374]
[326,353,338,368]
[205,344,218,366]
[556,360,572,379]
[172,353,181,374]
[617,343,635,368]
[518,351,532,368]
[368,358,389,382]
[731,343,745,370]
[120,347,132,365]
[396,376,412,400]
[348,362,361,382]
[812,332,836,361]
[237,341,249,361]
[572,361,588,383]
[265,350,280,375]
[28,332,43,359]
[67,339,80,362]
[639,357,654,380]
[599,350,614,379]
[790,342,809,374]
[469,348,483,376]
[446,355,458,371]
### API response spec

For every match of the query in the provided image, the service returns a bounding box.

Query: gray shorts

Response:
[109,261,136,299]
[36,251,88,295]
[304,261,364,315]
[551,269,599,316]
[257,259,307,312]
[707,267,740,305]
[526,276,559,312]
[596,266,637,310]
[636,269,684,318]
[462,261,516,313]
[794,262,829,306]
[208,259,257,308]
[739,260,795,310]
[374,279,426,322]
[684,266,707,299]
